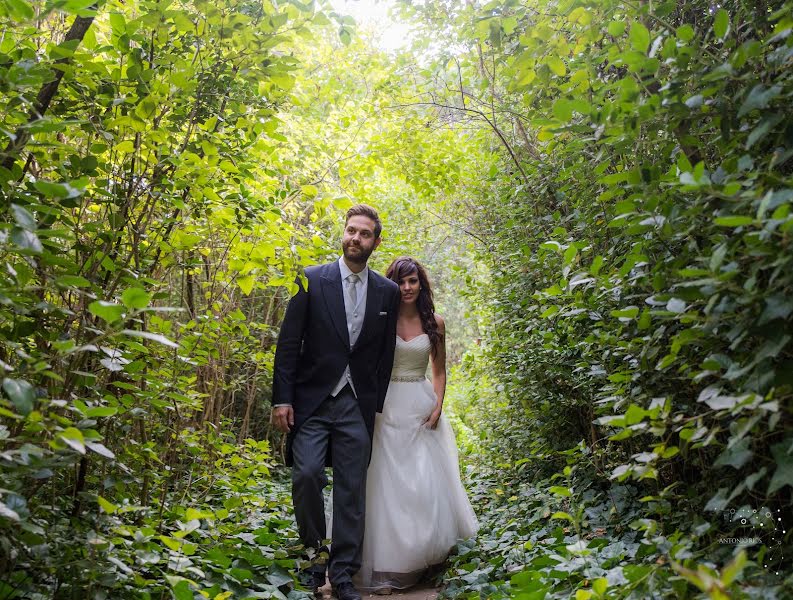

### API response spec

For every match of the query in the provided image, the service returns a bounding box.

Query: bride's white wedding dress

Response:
[355,333,478,591]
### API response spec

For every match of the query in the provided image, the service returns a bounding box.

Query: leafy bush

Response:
[0,0,341,595]
[402,0,793,596]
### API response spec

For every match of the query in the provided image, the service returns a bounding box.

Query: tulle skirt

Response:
[354,378,478,591]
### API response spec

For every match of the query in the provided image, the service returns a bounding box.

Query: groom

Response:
[272,204,400,600]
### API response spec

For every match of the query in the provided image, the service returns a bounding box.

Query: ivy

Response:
[403,0,793,596]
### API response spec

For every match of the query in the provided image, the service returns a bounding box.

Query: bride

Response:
[354,256,479,593]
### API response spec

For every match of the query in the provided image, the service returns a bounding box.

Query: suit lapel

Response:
[320,262,350,349]
[355,273,383,350]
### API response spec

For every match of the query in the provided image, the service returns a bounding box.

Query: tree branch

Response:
[1,11,97,173]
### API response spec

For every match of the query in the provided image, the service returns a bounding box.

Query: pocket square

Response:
[379,311,388,316]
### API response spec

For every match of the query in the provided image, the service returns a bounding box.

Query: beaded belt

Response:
[390,375,425,382]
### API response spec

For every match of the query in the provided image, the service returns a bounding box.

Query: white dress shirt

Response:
[331,257,369,397]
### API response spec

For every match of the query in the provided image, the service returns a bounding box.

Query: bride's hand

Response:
[424,405,442,429]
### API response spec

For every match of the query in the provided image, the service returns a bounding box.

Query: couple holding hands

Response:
[272,205,478,599]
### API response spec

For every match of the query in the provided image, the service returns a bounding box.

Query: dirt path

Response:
[319,583,439,599]
[364,584,439,599]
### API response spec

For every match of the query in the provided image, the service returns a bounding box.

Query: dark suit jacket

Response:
[272,260,400,465]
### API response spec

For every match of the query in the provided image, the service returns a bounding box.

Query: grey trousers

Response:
[291,386,370,585]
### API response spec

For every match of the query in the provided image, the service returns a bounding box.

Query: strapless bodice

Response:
[390,334,430,381]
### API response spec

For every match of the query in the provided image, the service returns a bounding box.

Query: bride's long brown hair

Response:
[385,257,442,354]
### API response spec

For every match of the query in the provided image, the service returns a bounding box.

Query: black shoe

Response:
[312,572,326,597]
[298,571,326,597]
[332,581,362,600]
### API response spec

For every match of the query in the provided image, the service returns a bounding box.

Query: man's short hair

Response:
[345,204,382,238]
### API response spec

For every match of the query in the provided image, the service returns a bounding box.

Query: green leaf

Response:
[684,95,703,109]
[553,99,573,121]
[710,244,728,271]
[266,565,293,587]
[57,427,85,454]
[714,438,753,469]
[549,486,571,497]
[201,186,220,202]
[108,11,126,33]
[745,468,767,491]
[159,536,197,554]
[237,275,255,295]
[629,22,650,53]
[121,329,179,349]
[229,567,253,583]
[2,378,35,415]
[758,295,793,326]
[721,550,746,586]
[746,114,784,149]
[62,0,100,13]
[33,180,83,199]
[170,579,193,600]
[546,56,566,77]
[676,24,695,41]
[0,500,21,522]
[550,511,574,521]
[97,496,118,514]
[637,309,652,330]
[698,386,739,410]
[738,84,781,118]
[185,507,214,520]
[540,240,562,252]
[11,228,43,254]
[714,216,753,227]
[541,305,559,318]
[171,231,202,250]
[704,488,729,512]
[563,245,578,265]
[608,21,626,37]
[11,204,36,231]
[611,306,639,320]
[666,298,686,313]
[85,441,115,458]
[5,0,34,20]
[625,404,647,425]
[160,536,183,551]
[85,406,118,417]
[121,287,151,309]
[624,565,653,582]
[713,9,730,40]
[592,578,608,595]
[590,256,604,275]
[101,255,116,272]
[205,548,232,568]
[89,301,125,323]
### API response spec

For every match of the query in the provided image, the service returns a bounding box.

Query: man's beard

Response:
[343,241,374,265]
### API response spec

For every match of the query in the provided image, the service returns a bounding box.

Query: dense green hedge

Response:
[0,0,335,596]
[408,0,793,596]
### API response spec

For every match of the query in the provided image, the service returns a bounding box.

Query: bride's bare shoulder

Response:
[434,314,446,334]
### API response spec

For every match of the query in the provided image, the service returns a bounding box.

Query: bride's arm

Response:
[425,315,446,429]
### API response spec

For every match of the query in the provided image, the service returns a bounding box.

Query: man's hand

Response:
[272,405,295,433]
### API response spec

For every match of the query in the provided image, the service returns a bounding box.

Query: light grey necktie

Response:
[347,273,360,306]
